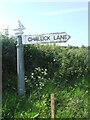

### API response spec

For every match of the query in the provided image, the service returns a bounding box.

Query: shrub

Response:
[2,35,17,88]
[2,35,89,89]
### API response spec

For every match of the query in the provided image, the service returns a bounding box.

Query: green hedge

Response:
[2,35,17,74]
[2,35,89,87]
[2,35,89,119]
[24,44,89,80]
[2,35,17,87]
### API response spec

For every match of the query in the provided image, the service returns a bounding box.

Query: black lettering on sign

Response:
[37,37,40,41]
[39,36,43,41]
[32,37,36,41]
[54,35,57,40]
[33,37,39,41]
[63,35,67,40]
[48,36,50,40]
[60,35,64,40]
[54,34,68,41]
[57,35,60,40]
[43,36,50,41]
[28,37,32,42]
[54,35,64,40]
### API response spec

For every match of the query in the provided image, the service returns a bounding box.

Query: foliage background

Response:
[1,35,89,119]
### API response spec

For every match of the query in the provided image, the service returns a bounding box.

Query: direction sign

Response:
[22,32,71,44]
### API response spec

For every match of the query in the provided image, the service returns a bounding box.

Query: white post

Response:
[14,20,25,96]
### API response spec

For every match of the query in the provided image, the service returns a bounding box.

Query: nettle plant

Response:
[25,67,48,91]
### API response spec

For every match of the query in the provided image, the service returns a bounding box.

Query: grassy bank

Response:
[2,75,89,119]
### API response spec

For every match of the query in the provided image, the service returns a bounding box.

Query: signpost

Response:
[22,32,71,44]
[14,20,25,96]
[14,20,71,96]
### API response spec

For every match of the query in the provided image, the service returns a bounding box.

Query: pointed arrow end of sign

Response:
[64,35,71,42]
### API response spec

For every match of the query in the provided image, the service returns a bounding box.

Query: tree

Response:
[81,45,86,48]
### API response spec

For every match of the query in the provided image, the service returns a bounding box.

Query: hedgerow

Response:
[24,44,89,82]
[2,35,89,119]
[2,35,89,88]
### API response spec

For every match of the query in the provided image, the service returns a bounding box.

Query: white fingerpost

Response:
[14,20,25,96]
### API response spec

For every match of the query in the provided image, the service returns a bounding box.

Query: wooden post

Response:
[51,93,54,119]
